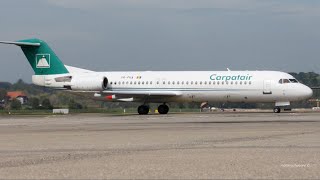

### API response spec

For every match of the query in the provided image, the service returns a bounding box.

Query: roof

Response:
[7,91,27,99]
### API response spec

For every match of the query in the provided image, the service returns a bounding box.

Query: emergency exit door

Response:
[263,80,272,94]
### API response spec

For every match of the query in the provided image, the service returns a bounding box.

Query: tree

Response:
[0,88,7,101]
[10,99,22,110]
[290,72,320,87]
[68,99,83,109]
[28,97,40,109]
[42,98,53,109]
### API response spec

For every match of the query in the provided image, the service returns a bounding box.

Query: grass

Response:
[0,107,202,115]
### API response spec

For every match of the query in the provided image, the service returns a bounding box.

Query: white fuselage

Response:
[32,70,313,105]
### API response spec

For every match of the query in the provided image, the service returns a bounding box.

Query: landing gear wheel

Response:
[138,105,149,115]
[273,107,281,113]
[158,104,169,114]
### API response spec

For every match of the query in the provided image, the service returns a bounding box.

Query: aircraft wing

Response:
[102,90,182,97]
[67,90,182,102]
[101,90,182,102]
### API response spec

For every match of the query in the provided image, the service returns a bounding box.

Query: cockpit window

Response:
[283,79,290,83]
[289,79,299,83]
[279,79,291,84]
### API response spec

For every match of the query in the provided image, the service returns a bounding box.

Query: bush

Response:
[28,97,40,109]
[10,99,22,110]
[41,98,53,109]
[68,99,83,109]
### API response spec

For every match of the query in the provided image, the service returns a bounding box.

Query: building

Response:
[0,100,5,108]
[6,91,28,104]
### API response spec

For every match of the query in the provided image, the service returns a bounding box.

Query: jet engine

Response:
[69,76,108,91]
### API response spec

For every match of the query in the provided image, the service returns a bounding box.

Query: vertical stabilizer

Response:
[0,38,69,75]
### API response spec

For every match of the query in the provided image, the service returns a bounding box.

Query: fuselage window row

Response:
[108,81,252,87]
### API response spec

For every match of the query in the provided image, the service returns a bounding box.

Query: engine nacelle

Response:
[70,76,108,91]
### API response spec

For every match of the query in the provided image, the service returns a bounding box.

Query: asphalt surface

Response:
[0,112,319,179]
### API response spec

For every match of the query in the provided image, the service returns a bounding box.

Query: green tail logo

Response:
[36,54,50,68]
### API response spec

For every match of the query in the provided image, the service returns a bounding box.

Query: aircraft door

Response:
[263,80,272,94]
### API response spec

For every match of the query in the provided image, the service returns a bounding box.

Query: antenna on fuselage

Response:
[227,68,231,71]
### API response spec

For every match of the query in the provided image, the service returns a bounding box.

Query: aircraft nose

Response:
[302,85,313,99]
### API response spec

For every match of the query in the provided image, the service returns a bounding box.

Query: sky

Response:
[0,0,320,82]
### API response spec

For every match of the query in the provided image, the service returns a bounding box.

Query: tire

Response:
[273,107,281,113]
[138,105,149,115]
[158,104,169,114]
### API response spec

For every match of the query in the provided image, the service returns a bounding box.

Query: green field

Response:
[0,108,202,116]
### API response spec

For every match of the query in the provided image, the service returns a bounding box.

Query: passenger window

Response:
[231,81,233,85]
[222,81,224,85]
[226,81,228,85]
[240,82,242,85]
[195,81,198,85]
[150,81,152,85]
[235,81,238,85]
[146,81,148,85]
[249,81,252,85]
[172,81,175,85]
[213,81,215,85]
[217,81,220,85]
[209,81,211,85]
[110,82,113,85]
[163,81,165,85]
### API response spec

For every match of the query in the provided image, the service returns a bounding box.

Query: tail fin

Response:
[0,38,69,75]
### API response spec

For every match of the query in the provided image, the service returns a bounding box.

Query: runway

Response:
[0,112,319,179]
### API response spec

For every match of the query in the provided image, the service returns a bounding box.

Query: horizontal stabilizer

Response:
[0,41,40,46]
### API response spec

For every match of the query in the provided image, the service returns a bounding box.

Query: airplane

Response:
[0,38,313,114]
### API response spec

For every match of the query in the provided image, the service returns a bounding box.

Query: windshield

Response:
[289,79,299,83]
[279,78,299,84]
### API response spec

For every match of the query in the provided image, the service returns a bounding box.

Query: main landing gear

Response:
[158,104,169,114]
[138,105,149,115]
[273,107,281,113]
[137,104,170,115]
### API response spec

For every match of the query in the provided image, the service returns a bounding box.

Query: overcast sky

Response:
[0,0,320,82]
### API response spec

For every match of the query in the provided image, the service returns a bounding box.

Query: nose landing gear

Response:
[273,107,281,113]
